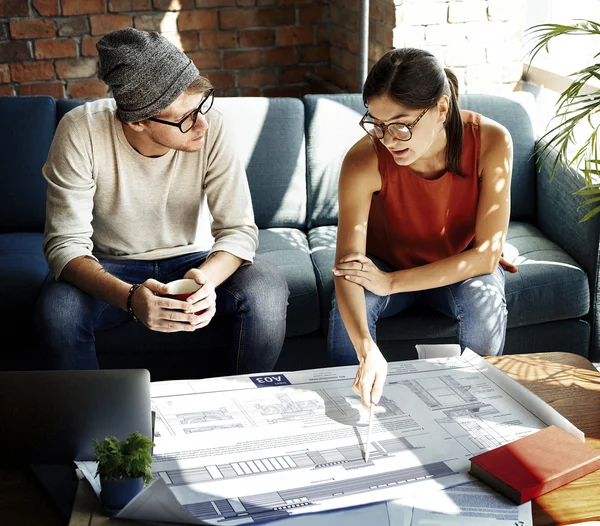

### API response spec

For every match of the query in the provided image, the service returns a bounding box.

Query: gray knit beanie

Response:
[96,28,199,123]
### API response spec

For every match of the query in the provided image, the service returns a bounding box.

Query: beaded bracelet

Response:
[127,283,142,322]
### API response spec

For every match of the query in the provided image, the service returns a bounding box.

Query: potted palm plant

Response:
[525,19,600,221]
[93,431,155,512]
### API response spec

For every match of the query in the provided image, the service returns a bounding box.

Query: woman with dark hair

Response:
[329,48,517,409]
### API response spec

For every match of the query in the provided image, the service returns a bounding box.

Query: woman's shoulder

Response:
[477,114,512,156]
[343,135,379,172]
[472,114,513,181]
[459,109,481,126]
[459,109,511,153]
[340,135,382,192]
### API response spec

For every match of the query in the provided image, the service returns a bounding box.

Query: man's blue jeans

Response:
[327,256,507,365]
[35,252,289,374]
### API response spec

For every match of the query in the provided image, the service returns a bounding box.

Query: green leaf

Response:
[93,432,155,485]
[525,19,600,222]
[575,188,600,195]
[578,196,600,206]
[579,204,600,222]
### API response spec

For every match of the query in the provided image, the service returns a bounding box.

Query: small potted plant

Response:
[93,431,155,512]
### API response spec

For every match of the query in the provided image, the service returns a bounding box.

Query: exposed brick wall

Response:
[395,0,525,94]
[0,0,526,99]
[0,0,330,98]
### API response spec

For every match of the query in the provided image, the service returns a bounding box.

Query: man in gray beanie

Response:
[35,28,289,376]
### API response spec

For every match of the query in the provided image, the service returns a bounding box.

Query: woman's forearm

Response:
[390,247,500,294]
[334,277,374,360]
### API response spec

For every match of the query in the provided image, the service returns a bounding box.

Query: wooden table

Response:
[487,352,600,526]
[2,352,600,526]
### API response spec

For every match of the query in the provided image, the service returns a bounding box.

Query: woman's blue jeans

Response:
[35,252,289,374]
[327,256,507,365]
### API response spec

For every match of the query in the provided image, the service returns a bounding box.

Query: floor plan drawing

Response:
[153,435,422,487]
[398,375,479,408]
[178,408,233,424]
[255,393,323,423]
[184,423,244,435]
[181,461,456,523]
[75,350,580,525]
[396,375,515,454]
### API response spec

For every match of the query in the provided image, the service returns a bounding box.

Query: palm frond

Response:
[578,195,600,206]
[579,204,600,222]
[524,20,600,76]
[525,19,600,219]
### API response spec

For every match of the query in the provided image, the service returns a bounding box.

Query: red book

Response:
[469,425,600,504]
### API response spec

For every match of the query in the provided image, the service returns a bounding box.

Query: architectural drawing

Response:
[397,375,512,453]
[154,436,420,486]
[182,461,455,523]
[183,423,243,435]
[73,350,579,524]
[177,408,232,424]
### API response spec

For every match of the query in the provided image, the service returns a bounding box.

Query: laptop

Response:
[0,369,152,465]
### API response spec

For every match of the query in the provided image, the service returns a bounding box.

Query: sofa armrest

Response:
[536,139,600,361]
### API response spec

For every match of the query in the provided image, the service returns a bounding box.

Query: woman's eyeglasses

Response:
[359,106,430,141]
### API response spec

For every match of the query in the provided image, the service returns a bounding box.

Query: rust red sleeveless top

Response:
[366,110,481,270]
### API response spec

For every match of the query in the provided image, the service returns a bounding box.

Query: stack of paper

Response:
[77,348,583,525]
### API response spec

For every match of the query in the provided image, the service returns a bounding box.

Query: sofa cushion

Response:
[57,98,88,122]
[307,225,337,323]
[0,96,56,233]
[304,94,365,228]
[213,97,307,229]
[309,221,589,339]
[502,221,590,326]
[257,228,319,337]
[0,233,49,330]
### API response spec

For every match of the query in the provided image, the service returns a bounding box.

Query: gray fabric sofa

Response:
[1,92,598,380]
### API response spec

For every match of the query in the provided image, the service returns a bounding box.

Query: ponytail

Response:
[443,68,464,177]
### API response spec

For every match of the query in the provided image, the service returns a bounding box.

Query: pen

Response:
[365,403,375,462]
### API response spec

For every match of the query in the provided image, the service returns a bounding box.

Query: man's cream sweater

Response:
[42,98,258,279]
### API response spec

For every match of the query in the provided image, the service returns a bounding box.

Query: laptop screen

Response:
[0,369,152,465]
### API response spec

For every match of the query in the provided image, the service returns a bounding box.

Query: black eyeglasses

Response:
[359,106,431,141]
[147,88,215,133]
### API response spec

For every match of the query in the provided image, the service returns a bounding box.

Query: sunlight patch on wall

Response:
[160,2,182,51]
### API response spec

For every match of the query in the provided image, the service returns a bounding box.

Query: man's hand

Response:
[333,253,393,296]
[130,273,216,332]
[182,268,217,328]
[352,340,388,410]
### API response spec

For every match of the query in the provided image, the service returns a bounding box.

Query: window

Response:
[525,0,600,82]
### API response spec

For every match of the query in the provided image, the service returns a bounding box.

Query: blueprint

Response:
[76,349,580,524]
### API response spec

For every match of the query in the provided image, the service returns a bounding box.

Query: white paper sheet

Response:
[415,344,462,360]
[74,466,532,526]
[387,480,532,525]
[77,350,571,524]
[262,480,532,526]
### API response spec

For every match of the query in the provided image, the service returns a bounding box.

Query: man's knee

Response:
[36,280,83,332]
[237,260,289,313]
